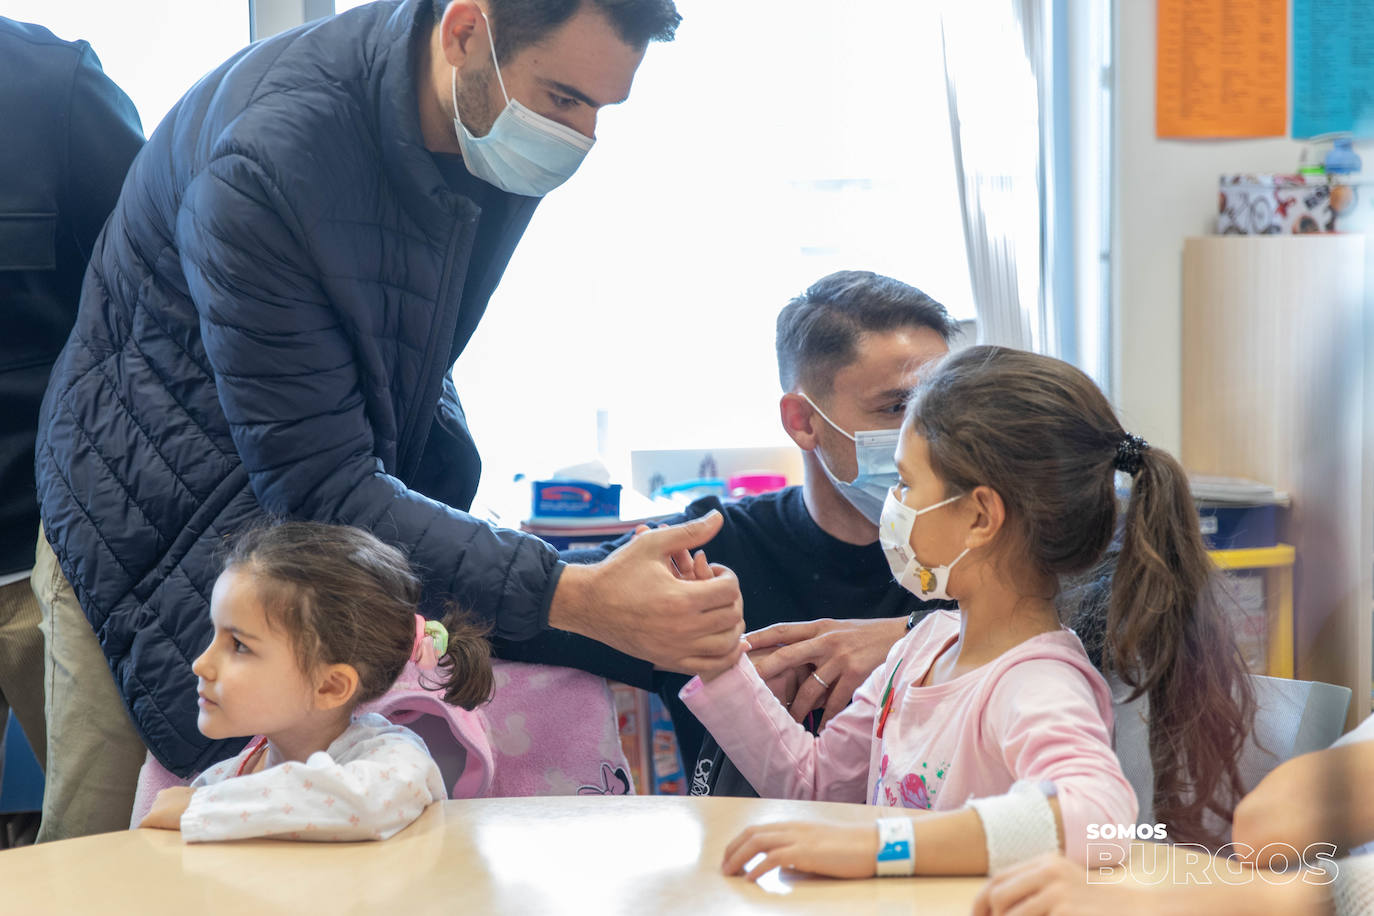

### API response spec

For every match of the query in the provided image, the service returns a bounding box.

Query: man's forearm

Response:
[547,562,595,635]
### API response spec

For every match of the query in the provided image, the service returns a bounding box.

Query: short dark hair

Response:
[432,0,681,61]
[775,270,957,395]
[224,522,493,709]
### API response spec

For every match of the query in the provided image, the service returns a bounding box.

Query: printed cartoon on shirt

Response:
[872,754,951,809]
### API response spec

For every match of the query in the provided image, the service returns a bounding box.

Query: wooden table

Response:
[0,795,1209,914]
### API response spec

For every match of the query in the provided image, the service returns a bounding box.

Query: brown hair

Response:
[775,270,959,396]
[224,522,493,710]
[907,346,1254,846]
[430,0,681,60]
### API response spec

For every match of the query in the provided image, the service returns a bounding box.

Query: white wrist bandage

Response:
[965,781,1060,874]
[1333,853,1374,916]
[875,816,916,876]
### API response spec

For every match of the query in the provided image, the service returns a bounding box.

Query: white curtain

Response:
[942,0,1055,355]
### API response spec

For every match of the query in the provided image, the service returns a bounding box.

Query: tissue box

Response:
[1218,174,1373,234]
[531,480,622,520]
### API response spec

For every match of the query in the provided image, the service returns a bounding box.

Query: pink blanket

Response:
[484,659,634,797]
[131,658,632,826]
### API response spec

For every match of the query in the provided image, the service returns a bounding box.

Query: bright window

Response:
[2,1,249,134]
[445,0,975,503]
[8,0,978,507]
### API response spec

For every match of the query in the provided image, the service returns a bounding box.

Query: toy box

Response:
[1217,174,1373,234]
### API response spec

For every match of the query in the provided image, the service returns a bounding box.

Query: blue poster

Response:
[1292,0,1374,138]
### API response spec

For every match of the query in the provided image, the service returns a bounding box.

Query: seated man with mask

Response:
[497,270,960,796]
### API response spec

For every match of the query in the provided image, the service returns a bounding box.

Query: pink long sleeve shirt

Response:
[680,610,1138,864]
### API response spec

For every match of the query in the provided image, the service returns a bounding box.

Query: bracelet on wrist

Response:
[875,816,916,876]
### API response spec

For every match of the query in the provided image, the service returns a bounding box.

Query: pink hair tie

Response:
[412,613,439,670]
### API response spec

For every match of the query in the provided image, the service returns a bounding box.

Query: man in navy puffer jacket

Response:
[34,0,745,841]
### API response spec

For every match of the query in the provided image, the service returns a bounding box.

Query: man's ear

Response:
[439,0,485,69]
[314,663,361,712]
[779,393,820,451]
[963,484,1005,550]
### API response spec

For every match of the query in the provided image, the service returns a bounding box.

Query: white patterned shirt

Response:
[181,713,446,842]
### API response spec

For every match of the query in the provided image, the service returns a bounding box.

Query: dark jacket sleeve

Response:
[177,152,559,639]
[64,44,143,260]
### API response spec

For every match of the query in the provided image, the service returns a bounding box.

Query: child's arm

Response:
[721,799,1044,879]
[1233,738,1374,865]
[976,658,1138,867]
[680,645,889,803]
[140,787,198,830]
[138,751,246,831]
[970,851,1334,916]
[720,658,1135,879]
[179,728,446,843]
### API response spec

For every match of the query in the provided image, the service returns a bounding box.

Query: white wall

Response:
[2,2,247,133]
[250,0,332,40]
[1112,0,1307,456]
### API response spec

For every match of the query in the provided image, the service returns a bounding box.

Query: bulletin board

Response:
[1155,0,1287,138]
[1291,0,1374,137]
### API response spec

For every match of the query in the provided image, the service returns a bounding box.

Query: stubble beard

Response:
[454,63,500,138]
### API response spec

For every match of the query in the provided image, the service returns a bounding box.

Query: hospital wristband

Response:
[875,816,916,876]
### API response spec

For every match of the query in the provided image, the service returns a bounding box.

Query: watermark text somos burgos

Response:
[1084,824,1338,886]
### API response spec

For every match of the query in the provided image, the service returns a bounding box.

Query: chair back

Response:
[1111,674,1352,831]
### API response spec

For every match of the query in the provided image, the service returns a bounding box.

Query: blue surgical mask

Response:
[451,9,594,197]
[801,392,900,525]
[878,489,968,601]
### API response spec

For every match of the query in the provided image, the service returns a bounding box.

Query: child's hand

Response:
[689,558,749,682]
[745,644,804,706]
[139,786,197,831]
[722,819,879,881]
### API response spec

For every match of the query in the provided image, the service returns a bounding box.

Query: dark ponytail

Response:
[1110,447,1255,846]
[432,608,494,710]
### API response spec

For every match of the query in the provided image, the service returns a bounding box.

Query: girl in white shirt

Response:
[139,521,491,842]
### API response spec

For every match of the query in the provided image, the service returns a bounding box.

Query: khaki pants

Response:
[0,564,48,774]
[32,528,146,842]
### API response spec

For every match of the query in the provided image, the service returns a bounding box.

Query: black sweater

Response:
[496,486,952,774]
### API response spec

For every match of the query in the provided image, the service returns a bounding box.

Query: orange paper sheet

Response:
[1156,0,1287,138]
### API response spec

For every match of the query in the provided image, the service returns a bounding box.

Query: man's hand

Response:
[548,510,746,675]
[139,786,196,831]
[629,523,699,581]
[747,616,909,728]
[721,819,879,881]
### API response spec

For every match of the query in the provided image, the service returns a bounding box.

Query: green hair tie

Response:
[424,620,449,657]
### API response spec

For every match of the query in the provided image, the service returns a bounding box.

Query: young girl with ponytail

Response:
[680,346,1253,879]
[139,521,492,842]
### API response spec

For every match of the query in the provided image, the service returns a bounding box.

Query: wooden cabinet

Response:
[1182,235,1371,728]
